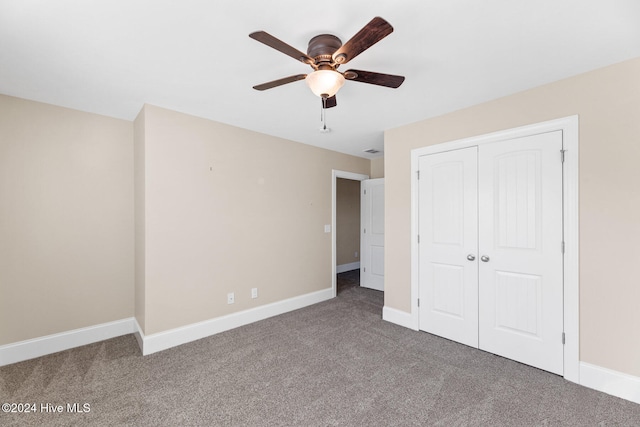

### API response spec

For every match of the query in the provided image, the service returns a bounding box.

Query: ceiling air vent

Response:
[363,148,381,154]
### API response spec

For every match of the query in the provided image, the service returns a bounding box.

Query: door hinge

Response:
[417,298,420,307]
[560,149,566,163]
[364,228,367,234]
[417,234,420,244]
[561,241,565,253]
[363,267,366,273]
[417,170,420,180]
[562,332,566,345]
[364,189,367,195]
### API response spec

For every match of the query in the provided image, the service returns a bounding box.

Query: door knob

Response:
[466,254,475,261]
[481,255,490,262]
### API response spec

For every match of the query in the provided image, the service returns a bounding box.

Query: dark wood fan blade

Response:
[323,95,337,108]
[253,74,307,91]
[343,69,405,88]
[332,17,393,65]
[249,31,314,64]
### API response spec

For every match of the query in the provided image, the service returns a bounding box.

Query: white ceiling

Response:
[1,1,639,159]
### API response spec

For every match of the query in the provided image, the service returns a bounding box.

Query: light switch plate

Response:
[324,224,331,233]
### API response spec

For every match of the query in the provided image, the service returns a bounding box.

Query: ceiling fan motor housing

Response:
[307,34,342,67]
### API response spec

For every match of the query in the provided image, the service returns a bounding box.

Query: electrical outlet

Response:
[251,288,258,299]
[227,292,235,304]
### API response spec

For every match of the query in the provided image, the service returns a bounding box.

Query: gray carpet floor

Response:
[1,270,639,426]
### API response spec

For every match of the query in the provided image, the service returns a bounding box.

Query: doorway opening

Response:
[331,170,368,297]
[336,177,362,295]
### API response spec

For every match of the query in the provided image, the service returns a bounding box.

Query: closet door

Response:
[418,147,479,348]
[477,131,564,375]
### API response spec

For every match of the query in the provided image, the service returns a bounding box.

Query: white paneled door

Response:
[478,132,564,375]
[418,131,564,375]
[361,178,384,291]
[418,147,478,347]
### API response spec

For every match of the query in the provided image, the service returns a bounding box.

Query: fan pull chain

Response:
[321,97,327,131]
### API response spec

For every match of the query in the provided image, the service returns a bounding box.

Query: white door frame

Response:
[410,115,579,383]
[332,170,369,298]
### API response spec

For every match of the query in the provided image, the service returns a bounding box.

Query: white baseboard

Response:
[133,318,144,353]
[139,287,334,356]
[382,306,417,330]
[0,318,136,367]
[336,262,360,274]
[580,362,640,404]
[0,289,334,366]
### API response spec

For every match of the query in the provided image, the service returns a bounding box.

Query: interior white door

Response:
[418,147,479,347]
[361,178,384,291]
[478,131,564,375]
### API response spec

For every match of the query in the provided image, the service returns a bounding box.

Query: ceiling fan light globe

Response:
[305,70,345,98]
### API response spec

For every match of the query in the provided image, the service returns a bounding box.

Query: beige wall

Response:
[137,105,369,335]
[0,94,134,345]
[384,57,640,377]
[336,178,360,267]
[370,156,384,178]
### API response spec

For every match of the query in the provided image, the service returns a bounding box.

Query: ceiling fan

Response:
[249,17,405,109]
